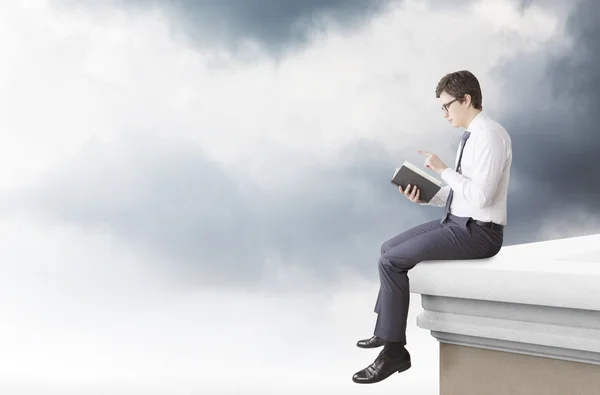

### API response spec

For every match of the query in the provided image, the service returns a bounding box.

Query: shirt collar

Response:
[466,110,486,133]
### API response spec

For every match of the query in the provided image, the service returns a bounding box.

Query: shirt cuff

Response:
[441,167,460,186]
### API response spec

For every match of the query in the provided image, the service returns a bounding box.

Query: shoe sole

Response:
[356,343,384,349]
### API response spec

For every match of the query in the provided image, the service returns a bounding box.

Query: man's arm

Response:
[440,131,507,209]
[420,185,450,207]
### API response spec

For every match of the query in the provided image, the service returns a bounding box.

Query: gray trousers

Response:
[373,214,504,344]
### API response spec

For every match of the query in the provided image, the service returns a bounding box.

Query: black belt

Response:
[473,220,504,230]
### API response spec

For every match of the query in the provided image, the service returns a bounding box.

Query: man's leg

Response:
[357,219,443,350]
[374,219,442,315]
[375,218,498,344]
[352,218,501,384]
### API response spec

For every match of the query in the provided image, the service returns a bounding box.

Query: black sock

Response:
[383,341,406,357]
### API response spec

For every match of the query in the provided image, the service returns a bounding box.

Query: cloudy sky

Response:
[0,0,598,393]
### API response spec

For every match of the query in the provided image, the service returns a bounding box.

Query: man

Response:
[351,70,512,384]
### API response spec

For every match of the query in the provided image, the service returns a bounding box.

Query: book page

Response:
[402,161,442,186]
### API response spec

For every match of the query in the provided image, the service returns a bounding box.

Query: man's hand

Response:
[399,184,424,203]
[418,150,448,174]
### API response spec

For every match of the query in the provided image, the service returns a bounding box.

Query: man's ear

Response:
[463,94,472,108]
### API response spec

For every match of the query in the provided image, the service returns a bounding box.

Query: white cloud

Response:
[0,0,564,189]
[471,0,562,41]
[0,217,438,394]
[535,206,600,242]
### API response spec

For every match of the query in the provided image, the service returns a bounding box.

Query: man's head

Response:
[435,70,483,129]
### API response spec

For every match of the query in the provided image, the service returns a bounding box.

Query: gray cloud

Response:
[55,0,397,58]
[4,132,435,290]
[490,0,600,244]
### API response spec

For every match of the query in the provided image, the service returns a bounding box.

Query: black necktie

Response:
[441,130,471,223]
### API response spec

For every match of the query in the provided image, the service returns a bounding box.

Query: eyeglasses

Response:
[441,97,461,113]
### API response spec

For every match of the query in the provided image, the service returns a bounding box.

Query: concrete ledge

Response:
[417,295,600,365]
[409,233,600,367]
[409,233,600,310]
[440,343,600,395]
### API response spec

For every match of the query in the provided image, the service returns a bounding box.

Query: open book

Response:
[390,161,442,203]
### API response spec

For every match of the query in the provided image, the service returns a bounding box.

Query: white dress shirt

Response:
[424,111,512,225]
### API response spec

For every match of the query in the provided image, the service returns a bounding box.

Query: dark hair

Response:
[435,70,483,110]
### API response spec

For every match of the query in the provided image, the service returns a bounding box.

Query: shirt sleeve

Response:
[440,130,507,209]
[420,185,450,207]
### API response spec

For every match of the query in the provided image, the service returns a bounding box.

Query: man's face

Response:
[438,91,464,128]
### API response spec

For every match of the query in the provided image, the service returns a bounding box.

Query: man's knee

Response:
[381,240,390,255]
[378,251,415,272]
[378,256,396,273]
[381,234,402,255]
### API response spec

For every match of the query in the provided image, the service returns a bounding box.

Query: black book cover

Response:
[390,161,442,203]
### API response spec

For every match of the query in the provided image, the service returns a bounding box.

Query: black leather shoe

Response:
[356,335,385,349]
[352,349,411,384]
